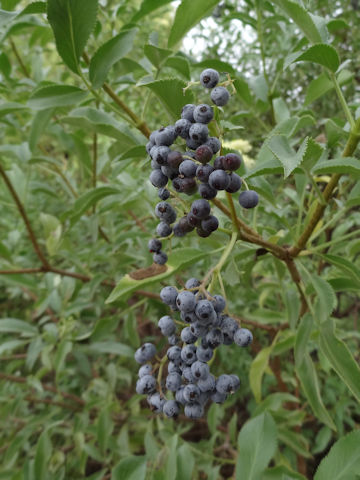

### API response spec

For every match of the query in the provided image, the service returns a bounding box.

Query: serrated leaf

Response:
[267,135,308,178]
[136,78,194,120]
[144,44,172,69]
[314,431,360,480]
[312,157,360,176]
[244,157,283,179]
[321,254,360,284]
[309,274,337,324]
[271,0,324,43]
[106,247,223,303]
[305,73,333,105]
[284,44,340,72]
[67,186,120,225]
[112,456,147,480]
[20,2,47,16]
[164,56,190,80]
[235,412,277,480]
[195,59,235,74]
[62,107,143,144]
[89,29,137,88]
[0,318,38,337]
[47,0,98,74]
[319,318,360,403]
[168,0,219,48]
[131,0,173,23]
[28,85,88,110]
[301,137,325,171]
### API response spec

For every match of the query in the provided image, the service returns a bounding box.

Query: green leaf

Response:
[314,431,360,480]
[29,109,53,152]
[319,318,360,403]
[89,29,137,88]
[235,412,277,480]
[295,317,336,430]
[67,186,120,225]
[263,466,307,480]
[266,135,308,178]
[195,59,235,74]
[106,247,224,303]
[249,345,273,403]
[144,44,172,69]
[176,444,195,480]
[20,2,47,16]
[164,56,190,80]
[168,0,220,48]
[312,157,360,176]
[284,44,340,72]
[112,456,147,480]
[321,254,360,284]
[305,69,353,105]
[301,137,325,172]
[137,78,194,120]
[47,0,98,74]
[86,342,134,357]
[97,407,114,453]
[271,0,324,43]
[34,431,52,480]
[131,0,173,23]
[0,102,28,116]
[296,354,336,430]
[309,274,337,324]
[294,314,313,366]
[62,107,143,144]
[0,318,37,337]
[28,85,88,110]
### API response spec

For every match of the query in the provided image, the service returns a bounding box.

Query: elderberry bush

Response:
[134,280,253,419]
[146,68,259,265]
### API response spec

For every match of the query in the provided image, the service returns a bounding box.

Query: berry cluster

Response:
[134,279,253,419]
[146,68,259,265]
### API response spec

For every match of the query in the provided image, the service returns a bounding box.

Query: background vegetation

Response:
[0,0,359,479]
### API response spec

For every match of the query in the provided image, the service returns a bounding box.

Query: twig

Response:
[0,372,85,406]
[0,164,50,269]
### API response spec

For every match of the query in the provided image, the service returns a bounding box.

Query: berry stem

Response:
[156,353,168,397]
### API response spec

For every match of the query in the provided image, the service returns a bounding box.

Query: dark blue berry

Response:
[193,104,214,124]
[148,238,162,253]
[198,183,217,200]
[153,251,167,265]
[200,68,219,89]
[211,86,230,106]
[150,169,168,188]
[179,159,197,177]
[156,222,172,237]
[175,118,191,138]
[239,190,259,209]
[189,123,209,143]
[191,199,211,219]
[234,328,253,346]
[181,104,196,123]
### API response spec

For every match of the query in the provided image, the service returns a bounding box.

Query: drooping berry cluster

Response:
[134,279,253,419]
[146,68,259,265]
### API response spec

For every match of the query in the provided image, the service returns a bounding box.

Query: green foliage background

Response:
[0,0,359,479]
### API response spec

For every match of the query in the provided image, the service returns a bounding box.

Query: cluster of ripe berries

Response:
[134,278,253,419]
[146,68,259,265]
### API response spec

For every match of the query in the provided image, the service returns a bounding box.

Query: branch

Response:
[289,117,360,257]
[0,372,85,406]
[0,164,50,269]
[9,37,30,78]
[82,52,151,138]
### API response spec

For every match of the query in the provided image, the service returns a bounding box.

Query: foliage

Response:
[0,0,359,479]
